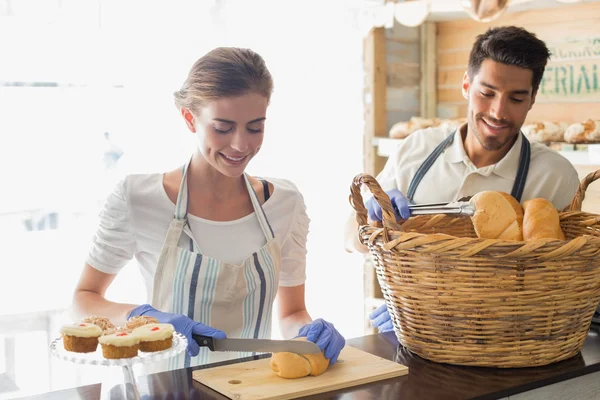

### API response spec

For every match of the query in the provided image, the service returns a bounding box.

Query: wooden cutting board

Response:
[192,345,408,400]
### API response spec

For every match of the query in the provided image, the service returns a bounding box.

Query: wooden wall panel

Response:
[437,2,600,123]
[385,22,420,134]
[363,27,387,176]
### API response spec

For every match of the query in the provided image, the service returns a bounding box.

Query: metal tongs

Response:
[407,198,476,217]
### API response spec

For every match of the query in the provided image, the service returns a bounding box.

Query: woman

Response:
[73,47,345,370]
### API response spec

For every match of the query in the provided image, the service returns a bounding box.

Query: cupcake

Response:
[98,331,140,359]
[82,316,115,333]
[132,323,175,352]
[60,322,103,353]
[104,326,132,335]
[125,316,159,330]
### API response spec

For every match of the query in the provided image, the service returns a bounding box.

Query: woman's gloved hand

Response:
[297,318,345,364]
[129,304,226,357]
[369,304,394,333]
[365,189,411,222]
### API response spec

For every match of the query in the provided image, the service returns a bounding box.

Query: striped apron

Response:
[406,130,531,202]
[151,159,281,371]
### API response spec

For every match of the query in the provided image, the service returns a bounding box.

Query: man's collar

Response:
[492,132,523,180]
[444,123,468,164]
[444,123,523,179]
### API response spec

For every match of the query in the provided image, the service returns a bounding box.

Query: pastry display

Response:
[132,323,175,352]
[98,331,141,359]
[270,337,330,379]
[391,115,600,145]
[60,322,103,353]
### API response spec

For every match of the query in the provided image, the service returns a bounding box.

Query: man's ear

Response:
[181,108,196,133]
[461,71,470,100]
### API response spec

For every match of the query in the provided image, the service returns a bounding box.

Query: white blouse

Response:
[86,173,308,290]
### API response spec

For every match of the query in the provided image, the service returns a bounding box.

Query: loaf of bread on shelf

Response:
[470,191,523,240]
[389,117,467,139]
[564,120,600,143]
[269,337,330,379]
[522,198,566,241]
[389,117,438,139]
[437,117,467,133]
[521,121,568,143]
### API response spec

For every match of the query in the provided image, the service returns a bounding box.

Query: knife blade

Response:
[192,335,321,354]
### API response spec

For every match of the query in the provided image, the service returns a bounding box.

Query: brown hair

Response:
[174,47,274,113]
[468,26,551,94]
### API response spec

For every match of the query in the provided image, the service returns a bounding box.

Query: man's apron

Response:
[405,130,531,202]
[151,159,281,371]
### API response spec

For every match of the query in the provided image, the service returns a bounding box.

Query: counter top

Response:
[25,329,600,400]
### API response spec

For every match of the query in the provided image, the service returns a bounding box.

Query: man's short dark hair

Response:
[468,26,551,94]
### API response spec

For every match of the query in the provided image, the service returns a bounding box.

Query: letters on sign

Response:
[537,37,600,102]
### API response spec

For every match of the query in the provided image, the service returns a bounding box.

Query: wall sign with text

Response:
[537,37,600,103]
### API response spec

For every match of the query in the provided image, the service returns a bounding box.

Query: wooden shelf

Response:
[372,137,600,167]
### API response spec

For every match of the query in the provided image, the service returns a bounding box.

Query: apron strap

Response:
[406,131,456,202]
[510,134,531,202]
[245,174,275,241]
[406,130,531,203]
[173,157,192,221]
[261,179,271,202]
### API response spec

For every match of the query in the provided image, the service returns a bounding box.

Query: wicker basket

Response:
[350,171,600,368]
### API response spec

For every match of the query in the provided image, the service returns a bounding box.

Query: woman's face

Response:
[184,92,268,177]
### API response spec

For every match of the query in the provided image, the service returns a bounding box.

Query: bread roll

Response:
[270,352,312,379]
[522,198,565,241]
[269,337,330,379]
[521,121,567,143]
[438,117,467,133]
[470,191,522,240]
[389,117,438,139]
[564,120,600,143]
[497,192,524,241]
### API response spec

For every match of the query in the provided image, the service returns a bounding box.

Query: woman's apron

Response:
[150,159,281,371]
[405,130,531,202]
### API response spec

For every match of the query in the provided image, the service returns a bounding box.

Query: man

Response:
[345,26,579,333]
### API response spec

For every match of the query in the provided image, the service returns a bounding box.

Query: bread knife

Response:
[193,335,321,354]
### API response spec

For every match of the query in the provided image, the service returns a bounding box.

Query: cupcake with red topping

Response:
[60,322,103,353]
[132,323,175,352]
[98,331,140,359]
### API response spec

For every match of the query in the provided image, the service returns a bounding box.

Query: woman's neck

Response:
[186,152,246,201]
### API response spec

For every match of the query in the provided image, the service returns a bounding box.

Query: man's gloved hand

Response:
[297,318,345,364]
[129,304,226,357]
[369,304,394,333]
[365,189,411,222]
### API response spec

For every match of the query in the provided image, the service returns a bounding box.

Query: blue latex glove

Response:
[365,188,411,222]
[369,304,394,333]
[297,318,345,364]
[129,304,226,357]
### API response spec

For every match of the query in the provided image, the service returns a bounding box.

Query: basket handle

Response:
[568,170,600,212]
[349,173,400,230]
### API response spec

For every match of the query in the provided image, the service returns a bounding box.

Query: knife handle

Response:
[192,334,215,351]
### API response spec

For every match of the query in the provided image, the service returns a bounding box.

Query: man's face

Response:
[463,59,536,151]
